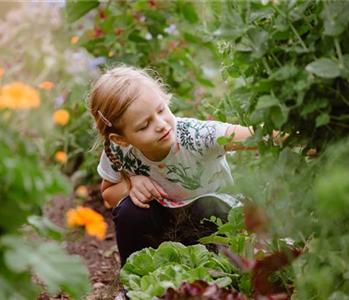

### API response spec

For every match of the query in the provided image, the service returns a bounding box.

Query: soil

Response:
[37,185,122,300]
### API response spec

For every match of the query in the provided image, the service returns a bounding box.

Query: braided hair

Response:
[103,137,131,190]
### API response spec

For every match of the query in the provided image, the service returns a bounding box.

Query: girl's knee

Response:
[111,196,164,227]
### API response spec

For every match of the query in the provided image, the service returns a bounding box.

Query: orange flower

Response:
[71,36,79,44]
[76,185,88,198]
[85,221,107,240]
[0,68,4,80]
[54,151,68,163]
[66,206,107,240]
[53,109,69,125]
[0,82,40,109]
[39,81,54,91]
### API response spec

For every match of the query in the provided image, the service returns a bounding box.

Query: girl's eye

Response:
[159,107,164,113]
[140,123,149,130]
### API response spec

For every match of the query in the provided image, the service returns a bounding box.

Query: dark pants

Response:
[111,196,230,266]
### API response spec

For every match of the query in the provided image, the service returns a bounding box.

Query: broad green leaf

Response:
[270,64,298,81]
[305,58,341,78]
[153,246,181,266]
[214,276,232,287]
[321,2,349,36]
[66,0,99,23]
[217,136,231,145]
[256,95,280,110]
[247,28,268,58]
[2,236,90,299]
[214,25,245,40]
[270,105,289,129]
[27,215,63,240]
[182,2,199,24]
[0,273,40,300]
[199,235,230,245]
[316,113,330,127]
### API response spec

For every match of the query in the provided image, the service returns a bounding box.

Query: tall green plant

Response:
[212,0,349,153]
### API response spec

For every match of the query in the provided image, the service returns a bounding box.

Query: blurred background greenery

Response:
[1,1,349,299]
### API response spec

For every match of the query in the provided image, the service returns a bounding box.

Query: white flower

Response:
[145,33,152,40]
[164,24,176,34]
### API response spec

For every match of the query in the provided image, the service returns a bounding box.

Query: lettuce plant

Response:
[120,242,237,300]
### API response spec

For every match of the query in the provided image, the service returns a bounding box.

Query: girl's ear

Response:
[109,133,129,147]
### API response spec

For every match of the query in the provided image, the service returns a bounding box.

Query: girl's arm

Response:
[101,179,129,207]
[223,125,288,151]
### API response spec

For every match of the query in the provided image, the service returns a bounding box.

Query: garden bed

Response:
[37,186,121,300]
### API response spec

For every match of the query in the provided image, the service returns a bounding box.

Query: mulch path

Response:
[37,185,122,300]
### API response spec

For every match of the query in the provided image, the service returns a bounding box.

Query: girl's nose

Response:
[155,116,167,131]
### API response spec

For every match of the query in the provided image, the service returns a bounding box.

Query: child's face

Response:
[117,86,176,161]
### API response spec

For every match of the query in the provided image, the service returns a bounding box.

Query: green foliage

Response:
[229,140,349,299]
[0,116,91,299]
[121,242,237,300]
[213,0,349,152]
[64,0,223,120]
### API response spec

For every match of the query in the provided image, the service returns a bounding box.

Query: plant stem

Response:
[334,38,344,68]
[270,51,282,68]
[290,24,308,51]
[262,57,272,75]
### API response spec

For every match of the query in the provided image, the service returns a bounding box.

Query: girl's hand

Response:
[129,175,168,209]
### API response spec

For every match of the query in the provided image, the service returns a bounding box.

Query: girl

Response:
[88,65,253,267]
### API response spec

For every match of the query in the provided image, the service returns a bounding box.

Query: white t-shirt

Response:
[97,117,240,208]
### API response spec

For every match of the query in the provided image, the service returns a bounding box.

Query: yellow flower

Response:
[66,206,107,240]
[0,68,4,80]
[0,82,40,109]
[53,109,69,125]
[54,151,68,163]
[71,36,79,44]
[76,185,88,198]
[39,81,54,91]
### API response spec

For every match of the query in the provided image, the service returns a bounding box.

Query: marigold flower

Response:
[71,36,79,44]
[53,109,69,125]
[39,81,54,91]
[54,151,68,163]
[0,82,40,109]
[85,221,107,240]
[66,206,107,240]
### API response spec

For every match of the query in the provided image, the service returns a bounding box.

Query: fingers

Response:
[129,191,150,209]
[152,180,168,198]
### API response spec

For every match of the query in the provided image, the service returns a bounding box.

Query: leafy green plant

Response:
[0,116,91,299]
[154,280,246,300]
[120,242,237,300]
[211,0,349,153]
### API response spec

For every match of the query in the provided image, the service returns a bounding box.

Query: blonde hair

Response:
[87,64,172,187]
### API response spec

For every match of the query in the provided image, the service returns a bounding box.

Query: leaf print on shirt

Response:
[165,161,204,190]
[208,170,224,184]
[124,149,151,176]
[110,143,150,176]
[177,119,218,156]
